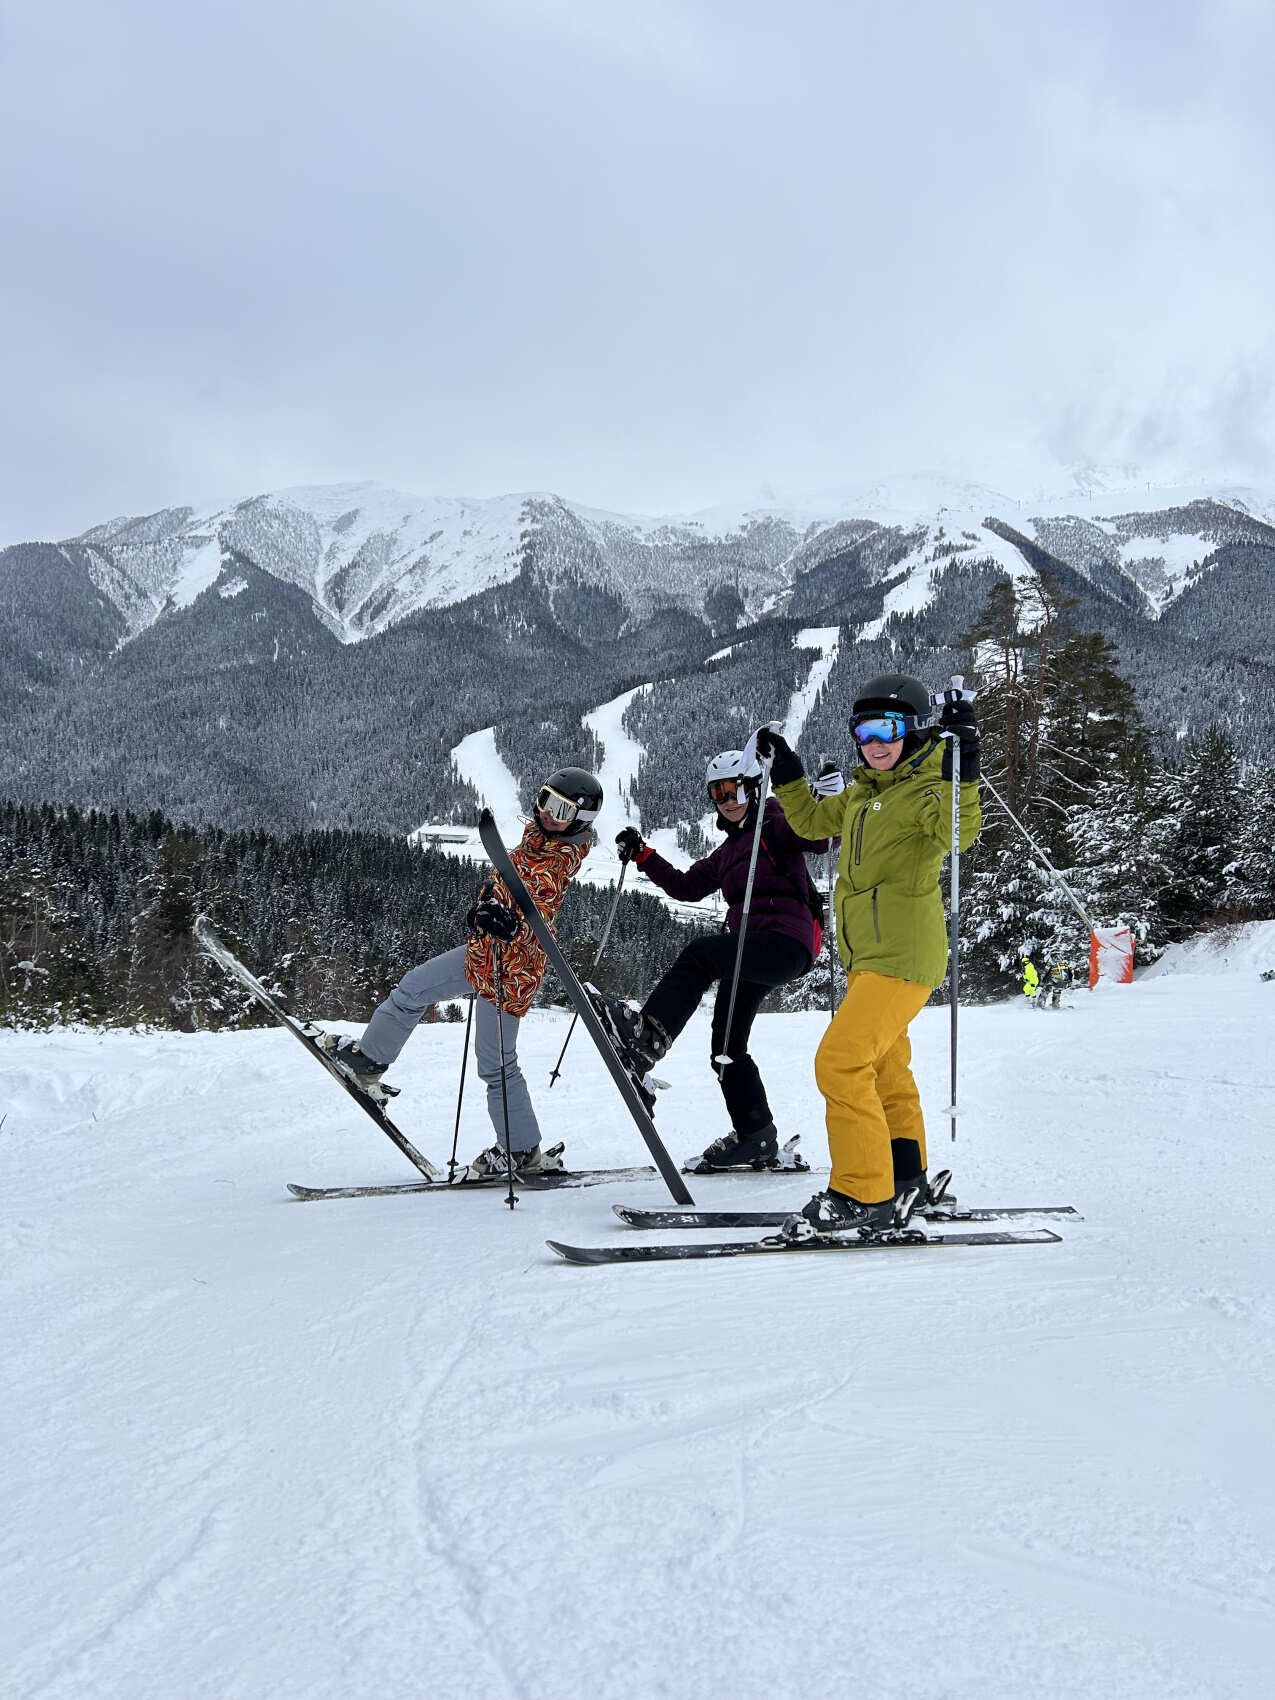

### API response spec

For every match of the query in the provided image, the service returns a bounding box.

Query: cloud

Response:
[1,0,1272,538]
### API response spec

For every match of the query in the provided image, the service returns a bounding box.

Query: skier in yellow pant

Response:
[814,972,933,1203]
[756,671,982,1234]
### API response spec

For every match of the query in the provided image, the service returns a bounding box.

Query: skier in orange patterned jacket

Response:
[320,768,602,1180]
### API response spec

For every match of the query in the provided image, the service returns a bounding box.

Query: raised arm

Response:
[615,827,727,904]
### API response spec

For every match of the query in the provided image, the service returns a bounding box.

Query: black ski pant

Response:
[642,931,811,1136]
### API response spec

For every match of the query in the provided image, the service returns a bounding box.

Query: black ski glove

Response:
[938,685,980,781]
[753,725,805,786]
[615,826,647,864]
[466,897,520,942]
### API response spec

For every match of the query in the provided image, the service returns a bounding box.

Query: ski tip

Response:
[286,1184,314,1199]
[612,1205,639,1224]
[546,1239,625,1265]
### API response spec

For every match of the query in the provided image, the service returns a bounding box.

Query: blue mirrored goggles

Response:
[851,711,913,746]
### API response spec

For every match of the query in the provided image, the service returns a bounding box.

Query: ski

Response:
[547,1227,1064,1264]
[477,810,693,1204]
[288,1164,657,1200]
[195,917,438,1178]
[613,1203,1081,1229]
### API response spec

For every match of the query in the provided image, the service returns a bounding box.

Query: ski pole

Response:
[548,859,629,1086]
[446,995,475,1184]
[816,757,842,1021]
[491,942,517,1211]
[980,772,1096,932]
[826,842,837,1018]
[941,732,962,1142]
[714,754,773,1075]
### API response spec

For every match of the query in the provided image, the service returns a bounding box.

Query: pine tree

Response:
[1225,763,1275,916]
[958,569,1151,994]
[1063,764,1176,964]
[1157,733,1247,938]
[127,832,209,1028]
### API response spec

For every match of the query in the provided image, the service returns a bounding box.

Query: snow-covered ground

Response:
[4,954,1273,1699]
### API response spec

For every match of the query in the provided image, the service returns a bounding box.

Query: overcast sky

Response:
[2,0,1272,539]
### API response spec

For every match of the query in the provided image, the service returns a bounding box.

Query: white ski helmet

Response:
[705,749,761,808]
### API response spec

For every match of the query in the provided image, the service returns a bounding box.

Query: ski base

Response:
[548,1226,1064,1264]
[289,1165,656,1201]
[195,917,438,1177]
[614,1203,1080,1230]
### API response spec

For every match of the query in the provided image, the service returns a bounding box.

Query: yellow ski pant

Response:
[814,970,933,1203]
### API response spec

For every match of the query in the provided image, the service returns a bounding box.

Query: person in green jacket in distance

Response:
[755,672,982,1235]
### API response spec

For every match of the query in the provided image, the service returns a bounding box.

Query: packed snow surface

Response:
[782,628,840,749]
[3,958,1273,1698]
[580,683,649,886]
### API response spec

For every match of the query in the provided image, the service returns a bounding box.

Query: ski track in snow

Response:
[781,627,840,751]
[3,958,1274,1697]
[448,726,523,843]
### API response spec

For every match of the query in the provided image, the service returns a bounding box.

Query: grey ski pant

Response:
[359,945,540,1154]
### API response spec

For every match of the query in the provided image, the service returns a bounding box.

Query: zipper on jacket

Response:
[854,805,868,865]
[871,886,881,943]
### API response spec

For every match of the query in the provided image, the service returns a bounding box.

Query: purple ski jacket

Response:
[636,798,830,960]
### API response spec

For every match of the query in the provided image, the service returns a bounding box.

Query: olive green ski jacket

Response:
[773,734,981,989]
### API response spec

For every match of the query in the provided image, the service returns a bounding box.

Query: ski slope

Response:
[2,959,1272,1698]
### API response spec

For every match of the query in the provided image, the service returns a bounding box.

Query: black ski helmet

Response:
[536,767,603,838]
[851,672,933,724]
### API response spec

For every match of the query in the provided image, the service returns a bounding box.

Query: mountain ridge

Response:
[2,478,1273,839]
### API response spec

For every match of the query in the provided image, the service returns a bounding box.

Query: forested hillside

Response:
[0,805,698,1030]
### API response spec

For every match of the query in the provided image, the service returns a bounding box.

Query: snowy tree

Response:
[1156,732,1247,938]
[1225,763,1275,916]
[1063,765,1177,964]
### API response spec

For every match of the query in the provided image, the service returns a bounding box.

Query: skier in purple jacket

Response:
[591,749,833,1171]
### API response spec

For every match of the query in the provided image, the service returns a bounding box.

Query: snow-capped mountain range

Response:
[2,476,1273,837]
[32,475,1275,643]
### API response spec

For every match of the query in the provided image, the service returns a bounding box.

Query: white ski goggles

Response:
[535,784,597,826]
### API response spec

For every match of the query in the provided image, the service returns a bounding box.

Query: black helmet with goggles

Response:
[535,767,603,838]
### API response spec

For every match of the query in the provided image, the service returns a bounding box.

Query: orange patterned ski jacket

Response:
[464,820,592,1016]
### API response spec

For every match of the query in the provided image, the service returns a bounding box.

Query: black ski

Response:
[195,917,438,1179]
[289,1164,656,1200]
[614,1203,1080,1229]
[477,810,693,1204]
[548,1227,1063,1264]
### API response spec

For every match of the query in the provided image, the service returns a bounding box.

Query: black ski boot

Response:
[695,1121,779,1170]
[783,1187,899,1241]
[589,991,669,1111]
[317,1034,397,1100]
